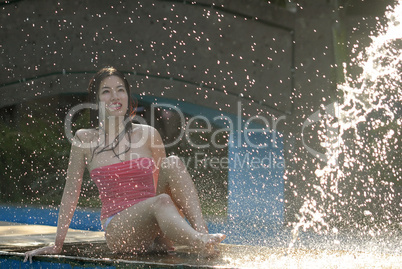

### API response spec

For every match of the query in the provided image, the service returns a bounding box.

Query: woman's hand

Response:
[23,245,62,263]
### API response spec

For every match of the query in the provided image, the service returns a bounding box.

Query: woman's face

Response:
[98,75,129,118]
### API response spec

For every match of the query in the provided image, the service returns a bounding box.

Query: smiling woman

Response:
[23,67,225,263]
[99,76,129,117]
[87,67,134,129]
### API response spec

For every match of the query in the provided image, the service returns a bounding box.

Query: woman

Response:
[24,67,225,263]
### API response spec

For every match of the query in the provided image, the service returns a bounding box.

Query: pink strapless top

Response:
[90,157,156,220]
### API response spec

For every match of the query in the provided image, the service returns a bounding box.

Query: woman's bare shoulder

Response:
[131,123,158,133]
[74,128,99,144]
[131,123,162,141]
[131,123,164,146]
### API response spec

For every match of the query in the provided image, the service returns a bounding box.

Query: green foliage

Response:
[0,105,70,205]
[0,102,99,207]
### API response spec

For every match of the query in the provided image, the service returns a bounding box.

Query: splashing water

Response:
[290,1,402,250]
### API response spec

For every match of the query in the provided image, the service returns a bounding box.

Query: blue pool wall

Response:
[0,205,102,231]
[0,256,116,269]
[228,130,284,228]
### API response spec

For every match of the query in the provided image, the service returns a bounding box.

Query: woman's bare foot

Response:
[146,236,176,254]
[194,233,226,256]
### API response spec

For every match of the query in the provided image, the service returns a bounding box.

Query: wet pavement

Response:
[1,222,401,268]
[0,221,260,268]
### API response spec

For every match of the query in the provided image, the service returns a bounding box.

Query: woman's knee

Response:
[157,156,187,194]
[154,193,174,208]
[161,155,184,171]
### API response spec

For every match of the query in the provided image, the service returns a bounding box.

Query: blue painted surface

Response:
[0,257,116,269]
[136,94,238,129]
[228,130,284,227]
[0,205,102,231]
[0,258,71,269]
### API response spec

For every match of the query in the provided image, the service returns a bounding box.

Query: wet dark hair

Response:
[87,67,136,160]
[88,67,134,127]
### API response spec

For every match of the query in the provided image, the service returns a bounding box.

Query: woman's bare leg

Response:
[104,194,225,253]
[157,156,208,233]
[104,197,160,253]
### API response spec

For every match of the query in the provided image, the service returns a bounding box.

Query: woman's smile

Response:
[99,75,129,116]
[108,102,123,111]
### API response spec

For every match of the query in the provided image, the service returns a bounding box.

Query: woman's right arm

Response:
[24,132,86,263]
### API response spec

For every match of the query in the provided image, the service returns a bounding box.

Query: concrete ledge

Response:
[0,222,105,248]
[1,222,401,268]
